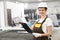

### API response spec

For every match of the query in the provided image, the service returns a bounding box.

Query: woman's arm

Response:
[30,22,36,30]
[30,19,39,30]
[41,26,52,37]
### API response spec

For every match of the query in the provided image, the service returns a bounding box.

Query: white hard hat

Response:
[38,2,47,8]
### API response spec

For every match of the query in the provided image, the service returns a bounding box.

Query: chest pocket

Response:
[34,23,42,28]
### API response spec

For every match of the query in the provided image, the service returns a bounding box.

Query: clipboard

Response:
[19,22,33,33]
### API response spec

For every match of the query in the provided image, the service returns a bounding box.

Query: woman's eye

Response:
[39,10,41,11]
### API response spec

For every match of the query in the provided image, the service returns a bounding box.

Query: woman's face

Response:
[38,7,47,15]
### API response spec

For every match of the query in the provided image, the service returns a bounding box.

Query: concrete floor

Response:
[0,27,60,40]
[0,30,33,40]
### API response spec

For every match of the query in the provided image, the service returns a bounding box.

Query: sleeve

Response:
[46,18,53,27]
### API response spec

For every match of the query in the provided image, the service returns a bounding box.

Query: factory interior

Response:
[0,0,60,40]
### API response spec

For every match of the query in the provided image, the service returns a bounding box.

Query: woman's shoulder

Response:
[46,17,52,22]
[46,17,52,20]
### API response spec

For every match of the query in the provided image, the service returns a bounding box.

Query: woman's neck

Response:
[41,15,47,19]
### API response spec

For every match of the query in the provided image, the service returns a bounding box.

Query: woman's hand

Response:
[32,33,42,38]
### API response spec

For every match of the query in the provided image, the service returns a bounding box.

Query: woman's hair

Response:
[38,7,47,11]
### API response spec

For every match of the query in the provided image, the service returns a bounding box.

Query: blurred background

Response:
[0,0,60,40]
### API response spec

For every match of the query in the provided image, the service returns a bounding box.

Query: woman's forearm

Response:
[41,26,51,37]
[41,33,51,37]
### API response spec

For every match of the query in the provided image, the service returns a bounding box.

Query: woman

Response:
[30,2,53,40]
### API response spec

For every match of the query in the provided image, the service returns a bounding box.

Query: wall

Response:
[0,1,5,27]
[24,3,39,9]
[0,1,27,27]
[6,1,25,18]
[47,2,60,15]
[6,1,27,24]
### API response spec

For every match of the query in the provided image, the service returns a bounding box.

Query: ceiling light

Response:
[38,0,42,1]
